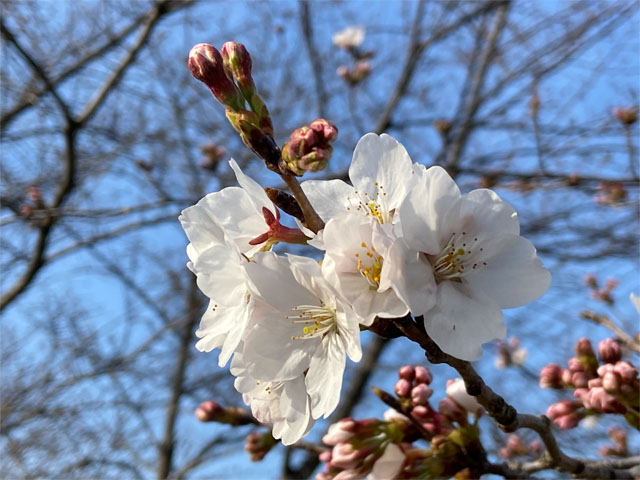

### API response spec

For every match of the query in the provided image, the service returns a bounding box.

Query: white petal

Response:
[424,282,506,361]
[398,165,460,254]
[192,245,247,304]
[179,200,225,254]
[306,335,346,419]
[464,235,551,308]
[217,301,253,367]
[350,133,413,214]
[202,186,266,251]
[246,252,318,313]
[335,299,363,362]
[457,188,520,238]
[301,178,354,222]
[385,241,436,316]
[370,443,404,480]
[229,159,276,215]
[243,313,314,381]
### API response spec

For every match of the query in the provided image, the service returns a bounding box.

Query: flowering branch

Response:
[392,315,638,479]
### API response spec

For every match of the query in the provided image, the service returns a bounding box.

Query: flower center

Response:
[255,380,284,396]
[429,231,487,283]
[286,303,337,340]
[345,183,393,224]
[355,241,383,290]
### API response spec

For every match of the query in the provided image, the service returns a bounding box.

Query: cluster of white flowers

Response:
[179,133,551,444]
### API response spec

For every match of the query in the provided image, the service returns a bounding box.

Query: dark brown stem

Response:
[280,172,325,233]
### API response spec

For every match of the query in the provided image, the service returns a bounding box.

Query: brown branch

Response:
[157,279,201,479]
[392,315,637,479]
[78,0,185,125]
[373,1,502,135]
[443,2,510,172]
[299,0,327,118]
[280,171,325,233]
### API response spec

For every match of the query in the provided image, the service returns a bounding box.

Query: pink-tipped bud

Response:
[310,118,339,143]
[398,365,415,381]
[195,400,224,422]
[613,106,638,126]
[26,186,42,203]
[411,384,433,406]
[613,361,638,383]
[244,432,277,462]
[438,397,467,425]
[602,371,621,393]
[394,379,412,398]
[323,418,356,445]
[539,364,564,388]
[330,443,364,470]
[529,440,543,455]
[220,41,254,90]
[598,339,622,364]
[414,366,433,385]
[188,43,244,111]
[546,400,584,430]
[281,118,338,176]
[575,338,594,356]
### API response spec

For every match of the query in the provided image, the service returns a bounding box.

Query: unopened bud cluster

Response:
[495,337,527,369]
[599,427,629,457]
[319,367,489,479]
[595,181,627,206]
[317,417,404,480]
[540,338,639,429]
[281,119,338,176]
[498,434,542,460]
[584,273,619,304]
[189,42,279,168]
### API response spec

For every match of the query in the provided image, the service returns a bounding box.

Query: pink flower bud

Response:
[411,384,433,406]
[438,397,467,425]
[602,371,621,393]
[572,371,589,388]
[410,405,430,421]
[188,44,244,110]
[556,412,583,430]
[561,368,572,385]
[613,361,638,383]
[323,418,356,445]
[220,41,253,88]
[414,366,433,385]
[598,339,622,364]
[613,106,638,125]
[195,400,224,422]
[330,443,367,470]
[398,365,415,381]
[539,364,563,388]
[394,379,412,398]
[568,357,584,373]
[309,118,339,143]
[319,450,332,463]
[575,338,594,356]
[529,440,543,455]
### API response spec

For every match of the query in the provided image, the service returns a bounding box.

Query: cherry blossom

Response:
[241,252,362,420]
[398,164,551,360]
[231,350,313,445]
[301,133,413,225]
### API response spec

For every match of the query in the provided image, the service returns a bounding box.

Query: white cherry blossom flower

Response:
[301,133,413,225]
[370,443,405,480]
[398,164,551,360]
[184,159,305,257]
[231,350,313,445]
[180,191,257,367]
[241,252,362,420]
[332,26,365,50]
[316,214,434,325]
